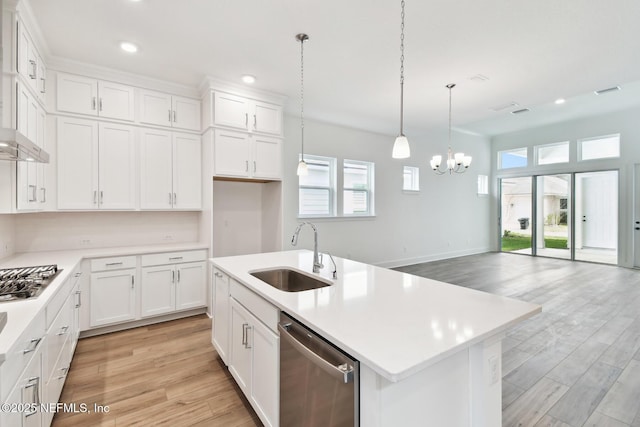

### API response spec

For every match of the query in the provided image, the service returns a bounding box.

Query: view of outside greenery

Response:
[502,230,568,252]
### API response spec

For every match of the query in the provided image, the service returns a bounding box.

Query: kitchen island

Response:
[211,250,541,427]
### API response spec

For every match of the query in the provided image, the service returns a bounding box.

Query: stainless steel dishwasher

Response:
[278,312,359,427]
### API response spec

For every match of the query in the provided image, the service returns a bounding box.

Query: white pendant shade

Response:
[392,135,410,159]
[297,160,308,176]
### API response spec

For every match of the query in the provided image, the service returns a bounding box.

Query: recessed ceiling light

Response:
[241,75,256,84]
[120,42,138,53]
[0,142,8,147]
[555,98,566,105]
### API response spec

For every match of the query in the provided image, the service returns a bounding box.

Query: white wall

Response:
[0,214,16,259]
[282,115,492,267]
[13,211,200,252]
[490,106,640,266]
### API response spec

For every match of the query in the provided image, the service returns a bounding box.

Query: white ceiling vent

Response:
[594,86,621,95]
[511,108,531,115]
[491,102,519,112]
[469,74,490,82]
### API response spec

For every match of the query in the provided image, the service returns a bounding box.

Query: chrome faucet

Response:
[291,222,323,273]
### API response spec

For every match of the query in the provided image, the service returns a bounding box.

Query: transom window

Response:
[498,148,528,169]
[578,134,620,161]
[536,141,569,165]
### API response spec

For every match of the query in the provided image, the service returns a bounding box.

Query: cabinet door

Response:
[98,122,136,209]
[172,96,201,131]
[229,298,252,397]
[37,106,47,206]
[21,346,43,427]
[37,53,47,102]
[98,81,135,121]
[56,72,98,116]
[173,133,202,209]
[57,117,99,209]
[213,129,250,178]
[252,135,282,180]
[17,19,31,82]
[90,268,137,327]
[251,318,279,427]
[139,89,172,127]
[1,382,22,427]
[214,92,249,130]
[16,88,39,210]
[253,101,282,136]
[140,128,173,209]
[176,261,206,310]
[212,270,230,364]
[140,265,175,317]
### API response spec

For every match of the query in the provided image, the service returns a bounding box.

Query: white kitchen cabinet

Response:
[139,89,201,131]
[20,345,43,427]
[213,91,282,136]
[229,297,279,427]
[56,72,135,121]
[140,129,201,210]
[140,251,207,318]
[212,268,230,365]
[57,117,136,210]
[17,19,43,97]
[90,268,137,327]
[213,129,281,180]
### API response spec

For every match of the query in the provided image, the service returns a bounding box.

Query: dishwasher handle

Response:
[278,322,354,384]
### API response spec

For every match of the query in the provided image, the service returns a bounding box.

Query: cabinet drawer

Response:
[46,266,81,328]
[230,279,278,332]
[44,296,73,384]
[91,256,137,272]
[141,250,206,267]
[0,310,45,401]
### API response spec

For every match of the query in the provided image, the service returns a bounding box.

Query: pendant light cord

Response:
[399,0,405,136]
[300,35,305,161]
[448,84,452,150]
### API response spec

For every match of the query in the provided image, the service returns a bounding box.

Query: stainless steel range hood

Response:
[0,3,49,163]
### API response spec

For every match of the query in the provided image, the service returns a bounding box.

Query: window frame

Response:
[577,134,620,162]
[535,141,570,165]
[403,166,420,192]
[498,147,528,169]
[298,154,337,218]
[343,159,375,217]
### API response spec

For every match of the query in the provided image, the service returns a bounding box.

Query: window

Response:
[498,148,528,169]
[403,166,420,192]
[477,175,489,195]
[536,141,569,165]
[298,155,336,217]
[343,160,374,216]
[578,134,620,161]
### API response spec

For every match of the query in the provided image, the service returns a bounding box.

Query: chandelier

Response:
[430,84,472,174]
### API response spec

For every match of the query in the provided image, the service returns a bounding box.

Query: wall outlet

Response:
[163,235,174,241]
[489,355,499,385]
[80,239,91,246]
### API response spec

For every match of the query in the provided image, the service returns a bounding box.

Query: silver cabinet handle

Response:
[28,60,36,79]
[177,270,181,282]
[24,376,40,416]
[131,275,135,289]
[169,256,183,261]
[245,113,248,127]
[57,325,69,336]
[253,161,256,173]
[40,77,46,94]
[172,270,175,284]
[214,272,223,278]
[93,190,97,204]
[169,192,173,205]
[28,184,37,202]
[173,193,177,205]
[99,98,103,112]
[168,109,172,122]
[245,160,248,172]
[172,110,176,123]
[105,262,123,266]
[242,323,247,346]
[23,337,42,354]
[40,187,46,203]
[57,367,69,380]
[92,97,97,110]
[100,190,104,204]
[75,290,82,308]
[253,114,257,129]
[245,325,252,348]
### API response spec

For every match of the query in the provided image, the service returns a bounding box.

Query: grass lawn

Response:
[502,233,568,252]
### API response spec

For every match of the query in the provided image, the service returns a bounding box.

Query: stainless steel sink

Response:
[250,268,330,292]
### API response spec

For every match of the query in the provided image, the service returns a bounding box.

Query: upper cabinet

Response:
[16,18,47,104]
[56,73,135,121]
[139,89,201,131]
[213,92,282,136]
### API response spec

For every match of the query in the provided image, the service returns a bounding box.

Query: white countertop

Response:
[211,250,541,383]
[0,242,208,362]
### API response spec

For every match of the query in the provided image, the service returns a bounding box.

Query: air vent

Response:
[511,108,530,115]
[491,102,519,112]
[469,74,489,82]
[594,86,621,95]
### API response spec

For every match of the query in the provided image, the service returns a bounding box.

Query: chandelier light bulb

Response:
[297,159,308,176]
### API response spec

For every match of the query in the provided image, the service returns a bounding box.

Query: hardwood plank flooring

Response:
[396,252,640,426]
[53,253,640,426]
[52,315,261,427]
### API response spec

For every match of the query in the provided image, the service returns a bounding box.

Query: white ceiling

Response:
[29,0,640,136]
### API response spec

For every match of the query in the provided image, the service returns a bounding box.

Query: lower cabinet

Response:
[228,297,279,427]
[90,268,137,327]
[212,268,230,364]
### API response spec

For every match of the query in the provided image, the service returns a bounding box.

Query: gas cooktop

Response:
[0,265,61,302]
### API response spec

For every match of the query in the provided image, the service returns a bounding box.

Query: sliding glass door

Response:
[500,177,532,254]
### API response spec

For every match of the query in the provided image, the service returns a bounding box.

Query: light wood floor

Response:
[396,253,640,427]
[52,314,261,427]
[53,253,640,427]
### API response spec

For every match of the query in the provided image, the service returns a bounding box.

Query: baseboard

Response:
[375,247,492,269]
[79,307,208,338]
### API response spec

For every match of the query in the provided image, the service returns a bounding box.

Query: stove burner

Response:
[0,264,60,302]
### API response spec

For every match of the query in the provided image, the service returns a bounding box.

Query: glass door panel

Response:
[574,170,618,264]
[500,177,532,254]
[536,175,571,259]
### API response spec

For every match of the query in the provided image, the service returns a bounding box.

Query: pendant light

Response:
[430,84,472,174]
[296,33,309,176]
[392,0,410,159]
